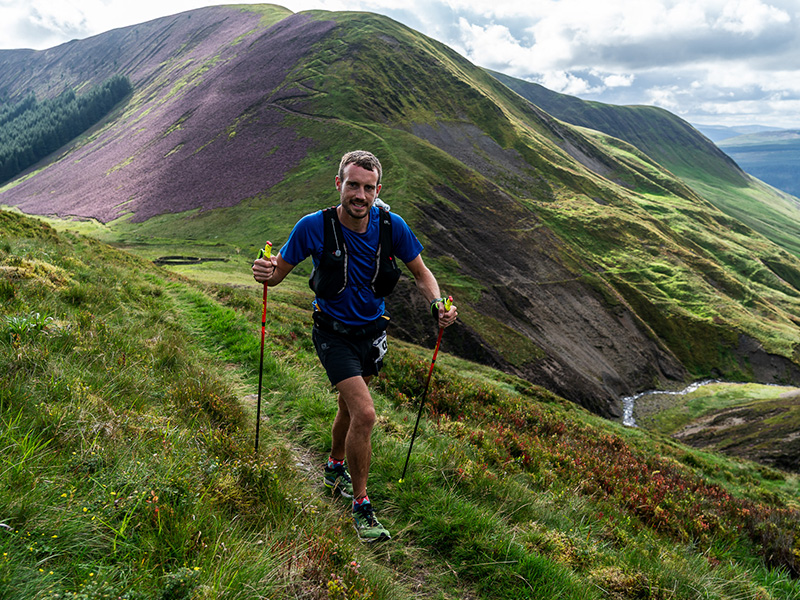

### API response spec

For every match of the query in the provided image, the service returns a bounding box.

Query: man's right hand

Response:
[253,255,277,284]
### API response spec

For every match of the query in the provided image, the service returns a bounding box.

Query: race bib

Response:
[373,332,388,364]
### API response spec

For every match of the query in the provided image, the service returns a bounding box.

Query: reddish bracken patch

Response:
[1,8,336,223]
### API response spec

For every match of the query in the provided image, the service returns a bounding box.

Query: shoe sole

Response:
[323,477,353,498]
[353,526,391,543]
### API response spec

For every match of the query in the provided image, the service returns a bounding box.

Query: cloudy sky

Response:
[2,0,800,129]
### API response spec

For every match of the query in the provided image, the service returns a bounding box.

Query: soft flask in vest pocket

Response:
[371,248,400,297]
[309,246,347,299]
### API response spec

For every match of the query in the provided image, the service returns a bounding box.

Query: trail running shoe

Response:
[352,501,391,543]
[323,463,354,498]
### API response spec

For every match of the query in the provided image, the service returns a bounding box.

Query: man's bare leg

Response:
[331,375,374,500]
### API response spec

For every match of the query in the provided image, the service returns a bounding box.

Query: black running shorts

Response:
[312,326,389,386]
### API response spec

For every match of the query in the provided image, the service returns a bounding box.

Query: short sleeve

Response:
[389,212,424,264]
[279,211,324,266]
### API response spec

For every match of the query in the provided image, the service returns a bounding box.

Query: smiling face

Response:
[335,163,382,231]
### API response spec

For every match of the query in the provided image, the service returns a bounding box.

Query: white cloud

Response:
[601,73,635,88]
[699,96,800,119]
[703,60,800,96]
[0,0,209,49]
[523,1,708,56]
[456,18,521,66]
[538,71,604,96]
[26,0,88,32]
[0,0,85,49]
[715,0,790,35]
[645,86,686,111]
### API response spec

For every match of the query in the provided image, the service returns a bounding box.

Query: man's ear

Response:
[335,175,341,191]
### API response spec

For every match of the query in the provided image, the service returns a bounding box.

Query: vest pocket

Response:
[371,255,400,297]
[310,250,347,299]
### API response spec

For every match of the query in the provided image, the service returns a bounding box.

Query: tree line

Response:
[0,75,132,184]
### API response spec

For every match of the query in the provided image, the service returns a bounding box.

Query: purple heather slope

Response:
[0,7,336,223]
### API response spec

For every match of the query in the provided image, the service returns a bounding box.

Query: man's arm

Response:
[404,254,458,328]
[253,250,295,287]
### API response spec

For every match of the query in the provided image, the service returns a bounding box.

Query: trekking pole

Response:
[399,296,452,483]
[254,241,272,452]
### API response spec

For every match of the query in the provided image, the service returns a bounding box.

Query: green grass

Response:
[489,69,800,261]
[680,174,800,259]
[636,382,796,434]
[3,208,800,599]
[633,382,800,477]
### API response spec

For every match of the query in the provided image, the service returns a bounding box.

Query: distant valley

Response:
[717,129,800,199]
[692,123,785,143]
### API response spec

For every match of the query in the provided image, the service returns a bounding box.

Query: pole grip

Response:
[258,241,273,260]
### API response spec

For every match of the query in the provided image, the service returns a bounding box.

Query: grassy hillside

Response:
[3,209,800,599]
[120,10,800,402]
[489,70,800,260]
[487,71,747,187]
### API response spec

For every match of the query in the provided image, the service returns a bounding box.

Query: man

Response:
[252,150,457,542]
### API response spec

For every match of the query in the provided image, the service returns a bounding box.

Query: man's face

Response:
[336,163,381,221]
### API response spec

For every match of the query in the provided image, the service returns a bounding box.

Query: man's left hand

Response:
[437,300,457,329]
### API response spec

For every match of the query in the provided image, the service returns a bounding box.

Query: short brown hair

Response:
[338,150,382,185]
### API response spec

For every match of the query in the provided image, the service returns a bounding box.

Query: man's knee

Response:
[351,404,376,429]
[345,391,376,430]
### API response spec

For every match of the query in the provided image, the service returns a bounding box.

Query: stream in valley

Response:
[621,379,719,427]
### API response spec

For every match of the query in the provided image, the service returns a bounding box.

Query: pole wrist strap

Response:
[430,297,445,318]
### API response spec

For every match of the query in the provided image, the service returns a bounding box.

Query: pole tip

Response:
[398,478,404,484]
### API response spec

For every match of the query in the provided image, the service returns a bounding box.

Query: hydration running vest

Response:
[309,206,401,300]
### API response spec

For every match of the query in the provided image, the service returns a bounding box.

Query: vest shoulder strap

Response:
[377,206,393,257]
[321,205,344,256]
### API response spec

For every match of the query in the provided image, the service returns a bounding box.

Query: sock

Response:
[353,494,370,510]
[327,456,345,469]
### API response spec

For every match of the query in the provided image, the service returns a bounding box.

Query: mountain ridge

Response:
[1,5,799,418]
[694,123,786,143]
[488,69,800,259]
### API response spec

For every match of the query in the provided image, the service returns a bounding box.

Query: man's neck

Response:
[337,204,370,233]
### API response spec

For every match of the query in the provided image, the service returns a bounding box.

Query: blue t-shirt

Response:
[280,206,424,326]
